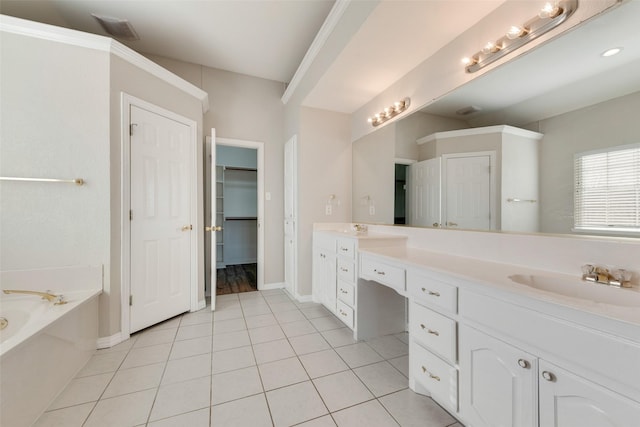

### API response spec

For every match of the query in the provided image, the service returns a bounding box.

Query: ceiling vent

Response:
[456,105,482,116]
[91,13,139,40]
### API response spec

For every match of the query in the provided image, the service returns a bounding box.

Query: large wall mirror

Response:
[353,1,640,238]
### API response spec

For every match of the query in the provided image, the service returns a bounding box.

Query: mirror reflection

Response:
[353,1,640,237]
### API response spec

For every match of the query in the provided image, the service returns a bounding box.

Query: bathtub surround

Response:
[0,266,102,427]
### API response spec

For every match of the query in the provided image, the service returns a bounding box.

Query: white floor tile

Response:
[211,366,263,405]
[48,373,113,410]
[150,375,211,422]
[295,415,337,427]
[301,306,332,319]
[313,370,374,412]
[245,313,278,329]
[213,308,243,321]
[332,400,400,427]
[102,362,165,398]
[252,338,295,364]
[84,388,156,427]
[148,408,209,427]
[180,311,213,327]
[121,343,172,369]
[169,335,212,360]
[212,345,256,374]
[264,294,293,304]
[75,351,127,377]
[366,335,408,359]
[320,328,358,348]
[335,342,384,368]
[211,394,273,427]
[273,309,307,324]
[212,330,251,352]
[266,381,328,427]
[34,402,95,427]
[94,338,135,354]
[353,361,408,397]
[242,304,272,317]
[289,333,331,355]
[213,317,247,335]
[388,355,409,378]
[258,356,309,391]
[379,389,456,427]
[268,301,298,312]
[298,349,349,379]
[176,323,212,341]
[280,319,317,337]
[133,328,177,348]
[310,315,345,332]
[248,324,286,344]
[161,353,211,385]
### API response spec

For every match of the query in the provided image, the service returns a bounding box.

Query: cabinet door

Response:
[312,246,337,314]
[459,325,537,427]
[539,360,640,427]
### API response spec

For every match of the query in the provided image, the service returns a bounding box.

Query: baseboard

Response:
[296,293,313,303]
[196,299,207,311]
[96,331,126,349]
[260,281,285,291]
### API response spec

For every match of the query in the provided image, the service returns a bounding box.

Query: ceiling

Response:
[0,0,506,114]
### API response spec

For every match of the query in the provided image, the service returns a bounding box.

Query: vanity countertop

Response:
[359,245,640,341]
[315,229,408,241]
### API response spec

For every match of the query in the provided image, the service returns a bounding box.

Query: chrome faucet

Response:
[2,289,67,305]
[581,265,632,288]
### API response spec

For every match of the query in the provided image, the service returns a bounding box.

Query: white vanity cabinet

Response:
[312,232,337,313]
[407,269,459,413]
[459,289,640,427]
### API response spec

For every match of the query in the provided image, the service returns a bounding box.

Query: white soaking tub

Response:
[0,266,102,427]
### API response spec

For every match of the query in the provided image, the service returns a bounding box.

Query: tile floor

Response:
[34,289,464,427]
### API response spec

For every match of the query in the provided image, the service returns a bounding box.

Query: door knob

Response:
[205,226,222,232]
[181,225,192,231]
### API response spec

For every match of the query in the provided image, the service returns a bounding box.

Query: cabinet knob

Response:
[517,359,530,369]
[542,371,556,382]
[373,269,386,276]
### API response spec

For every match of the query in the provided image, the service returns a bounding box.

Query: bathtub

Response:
[0,266,102,427]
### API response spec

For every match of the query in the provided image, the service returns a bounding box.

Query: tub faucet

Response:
[2,289,67,305]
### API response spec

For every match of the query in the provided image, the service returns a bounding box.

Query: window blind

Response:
[574,143,640,233]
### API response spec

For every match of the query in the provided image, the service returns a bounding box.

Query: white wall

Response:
[297,107,352,296]
[147,54,286,286]
[537,91,640,234]
[0,34,110,285]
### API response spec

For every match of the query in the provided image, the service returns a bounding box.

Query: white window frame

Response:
[573,143,640,236]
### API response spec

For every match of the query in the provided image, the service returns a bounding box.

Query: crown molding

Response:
[417,125,544,145]
[280,0,350,105]
[0,14,209,113]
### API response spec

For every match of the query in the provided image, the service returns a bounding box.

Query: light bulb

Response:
[481,42,496,54]
[539,2,561,19]
[461,57,473,65]
[367,117,373,123]
[506,25,526,39]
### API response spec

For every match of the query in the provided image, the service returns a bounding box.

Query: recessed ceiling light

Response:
[601,47,622,57]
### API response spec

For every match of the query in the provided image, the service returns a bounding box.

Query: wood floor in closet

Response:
[216,263,257,295]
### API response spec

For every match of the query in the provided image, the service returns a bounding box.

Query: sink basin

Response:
[508,274,640,307]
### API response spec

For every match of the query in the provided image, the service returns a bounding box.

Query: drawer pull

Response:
[421,366,441,381]
[340,267,349,272]
[419,324,440,336]
[339,289,348,294]
[339,310,348,317]
[340,247,349,252]
[421,288,441,297]
[373,269,386,276]
[517,359,530,369]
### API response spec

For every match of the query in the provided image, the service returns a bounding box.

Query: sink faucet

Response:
[581,265,632,288]
[2,289,67,305]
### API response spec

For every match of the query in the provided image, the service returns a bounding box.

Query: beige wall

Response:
[297,107,352,296]
[537,91,640,234]
[146,54,287,286]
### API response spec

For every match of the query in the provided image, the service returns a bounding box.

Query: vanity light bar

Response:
[367,97,411,127]
[463,0,578,73]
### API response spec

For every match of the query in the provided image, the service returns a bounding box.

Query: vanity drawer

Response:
[411,343,458,412]
[336,300,354,329]
[337,259,355,284]
[407,270,458,314]
[336,238,356,260]
[360,256,405,293]
[337,280,355,307]
[410,301,457,363]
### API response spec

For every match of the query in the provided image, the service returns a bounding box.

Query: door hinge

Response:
[129,123,137,136]
[129,210,133,221]
[129,295,133,306]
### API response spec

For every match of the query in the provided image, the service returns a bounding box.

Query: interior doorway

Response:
[204,135,264,304]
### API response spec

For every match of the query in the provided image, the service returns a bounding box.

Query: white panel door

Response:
[444,155,492,230]
[408,158,442,227]
[205,129,218,311]
[284,136,297,297]
[130,105,192,333]
[539,360,640,427]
